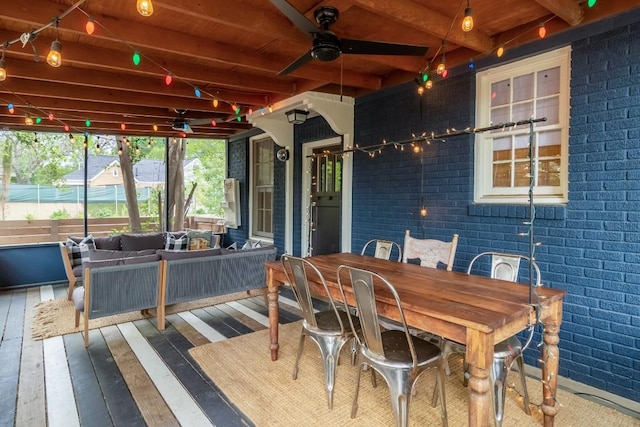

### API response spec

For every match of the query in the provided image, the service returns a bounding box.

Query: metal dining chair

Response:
[281,254,358,410]
[402,230,459,271]
[361,239,403,262]
[337,265,448,427]
[442,251,540,427]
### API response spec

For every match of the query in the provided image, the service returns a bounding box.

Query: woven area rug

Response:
[190,321,639,427]
[31,289,266,340]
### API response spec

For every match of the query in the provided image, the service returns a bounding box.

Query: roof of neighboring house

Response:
[64,155,200,185]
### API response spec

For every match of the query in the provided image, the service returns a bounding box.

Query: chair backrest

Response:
[467,251,542,287]
[360,239,403,262]
[336,265,418,367]
[402,230,459,271]
[281,254,346,332]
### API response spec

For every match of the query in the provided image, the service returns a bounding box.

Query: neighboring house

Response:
[227,12,640,406]
[63,155,201,188]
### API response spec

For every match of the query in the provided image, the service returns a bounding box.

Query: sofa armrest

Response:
[59,242,78,300]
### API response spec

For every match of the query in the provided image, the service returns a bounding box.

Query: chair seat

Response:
[362,330,441,365]
[305,309,359,333]
[494,336,523,358]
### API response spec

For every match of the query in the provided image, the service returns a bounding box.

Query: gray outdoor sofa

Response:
[71,243,277,346]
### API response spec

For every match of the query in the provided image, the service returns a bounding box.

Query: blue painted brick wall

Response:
[349,23,640,401]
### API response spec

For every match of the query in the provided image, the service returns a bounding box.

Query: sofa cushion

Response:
[120,232,165,251]
[157,248,222,260]
[165,233,189,251]
[66,235,95,267]
[89,248,157,260]
[93,235,122,250]
[82,254,161,271]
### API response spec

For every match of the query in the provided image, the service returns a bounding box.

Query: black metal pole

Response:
[164,136,170,232]
[83,135,88,237]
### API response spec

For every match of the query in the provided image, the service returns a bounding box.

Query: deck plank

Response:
[176,311,227,343]
[64,333,113,427]
[86,328,146,426]
[117,321,214,426]
[43,336,80,427]
[136,319,254,427]
[0,290,26,427]
[164,313,210,346]
[226,300,270,326]
[15,287,46,426]
[102,324,180,427]
[215,303,267,332]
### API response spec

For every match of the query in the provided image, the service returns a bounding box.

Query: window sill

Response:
[468,204,566,220]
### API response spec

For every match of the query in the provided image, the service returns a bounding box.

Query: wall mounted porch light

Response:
[285,109,309,125]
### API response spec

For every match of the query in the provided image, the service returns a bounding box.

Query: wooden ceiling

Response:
[0,0,638,139]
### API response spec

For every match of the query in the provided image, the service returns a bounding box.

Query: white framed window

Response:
[474,46,570,204]
[250,135,274,241]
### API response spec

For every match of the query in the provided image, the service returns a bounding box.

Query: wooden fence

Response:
[0,216,225,245]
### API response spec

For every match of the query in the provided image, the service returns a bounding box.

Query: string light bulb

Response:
[211,120,217,126]
[153,124,158,131]
[47,40,62,67]
[426,80,433,89]
[213,98,219,108]
[132,51,141,66]
[538,22,546,38]
[85,18,95,35]
[0,44,7,81]
[417,86,424,95]
[164,74,172,85]
[462,1,474,32]
[137,0,154,16]
[120,123,126,130]
[587,0,596,7]
[64,124,70,132]
[47,19,62,68]
[497,44,505,58]
[25,116,33,126]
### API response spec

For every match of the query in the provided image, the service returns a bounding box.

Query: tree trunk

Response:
[0,135,14,221]
[119,143,142,232]
[167,138,186,231]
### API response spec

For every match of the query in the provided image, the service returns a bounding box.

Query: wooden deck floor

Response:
[0,284,305,427]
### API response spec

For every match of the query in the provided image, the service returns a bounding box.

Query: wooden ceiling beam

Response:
[534,0,584,26]
[349,0,494,53]
[0,1,381,90]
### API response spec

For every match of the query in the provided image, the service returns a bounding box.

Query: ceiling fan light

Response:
[137,0,154,16]
[47,40,62,67]
[462,7,474,32]
[286,109,309,125]
[0,59,6,81]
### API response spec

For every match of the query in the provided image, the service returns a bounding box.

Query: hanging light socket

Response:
[47,40,62,67]
[462,4,474,32]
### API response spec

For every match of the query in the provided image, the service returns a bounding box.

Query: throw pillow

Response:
[66,235,95,267]
[165,233,189,251]
[241,239,262,250]
[93,235,122,250]
[186,230,213,250]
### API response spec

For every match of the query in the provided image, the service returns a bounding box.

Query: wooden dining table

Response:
[264,253,565,427]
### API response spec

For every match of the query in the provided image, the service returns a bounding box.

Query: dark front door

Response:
[310,145,342,255]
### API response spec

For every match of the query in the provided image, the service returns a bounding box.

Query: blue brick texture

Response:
[225,22,640,402]
[350,23,640,402]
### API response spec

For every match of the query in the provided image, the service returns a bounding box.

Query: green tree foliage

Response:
[185,138,226,216]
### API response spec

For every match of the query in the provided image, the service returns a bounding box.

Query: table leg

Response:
[541,300,562,427]
[267,267,280,361]
[466,330,493,427]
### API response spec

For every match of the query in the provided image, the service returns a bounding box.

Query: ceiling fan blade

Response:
[341,39,428,56]
[269,0,319,36]
[278,49,313,75]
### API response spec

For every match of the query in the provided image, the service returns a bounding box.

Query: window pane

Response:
[539,159,561,186]
[537,96,559,125]
[537,67,560,97]
[514,161,531,187]
[493,163,511,187]
[493,136,511,161]
[513,73,534,102]
[491,79,510,106]
[514,134,530,159]
[513,101,534,122]
[490,106,510,129]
